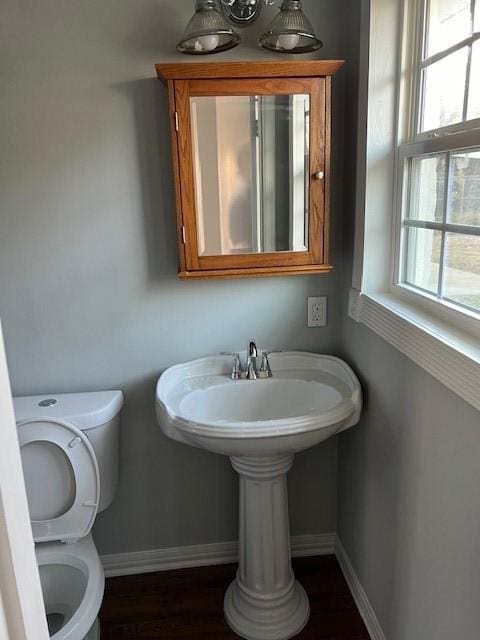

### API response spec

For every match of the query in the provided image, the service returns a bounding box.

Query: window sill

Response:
[348,289,480,411]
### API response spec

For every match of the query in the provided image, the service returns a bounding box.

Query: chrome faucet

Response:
[245,341,258,380]
[221,342,282,380]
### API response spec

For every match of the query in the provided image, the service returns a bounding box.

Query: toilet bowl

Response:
[37,536,104,640]
[14,390,123,640]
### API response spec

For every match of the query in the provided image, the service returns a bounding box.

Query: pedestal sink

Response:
[155,351,362,640]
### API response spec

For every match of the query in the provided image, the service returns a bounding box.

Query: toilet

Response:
[13,390,123,640]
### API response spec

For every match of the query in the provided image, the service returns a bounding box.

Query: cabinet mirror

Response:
[156,61,344,279]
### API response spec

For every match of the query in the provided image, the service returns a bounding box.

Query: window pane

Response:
[426,0,472,57]
[421,48,468,131]
[408,155,446,221]
[475,1,480,31]
[405,227,442,294]
[444,233,480,311]
[448,149,480,226]
[467,41,480,121]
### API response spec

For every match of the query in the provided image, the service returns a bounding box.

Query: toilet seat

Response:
[17,419,100,543]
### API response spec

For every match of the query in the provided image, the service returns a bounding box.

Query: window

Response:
[397,0,480,315]
[349,0,480,413]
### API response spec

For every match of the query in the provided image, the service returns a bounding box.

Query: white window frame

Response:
[408,1,480,143]
[350,0,480,412]
[393,0,480,327]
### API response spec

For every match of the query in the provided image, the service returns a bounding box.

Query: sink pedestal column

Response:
[224,454,310,640]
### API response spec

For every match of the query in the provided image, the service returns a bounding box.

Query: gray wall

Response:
[0,0,349,554]
[337,2,480,638]
[339,323,480,640]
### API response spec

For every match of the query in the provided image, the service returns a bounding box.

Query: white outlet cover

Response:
[307,296,327,327]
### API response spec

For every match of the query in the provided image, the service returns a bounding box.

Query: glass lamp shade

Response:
[258,0,323,54]
[177,0,241,55]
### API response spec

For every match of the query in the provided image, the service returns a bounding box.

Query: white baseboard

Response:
[335,537,386,640]
[291,532,336,557]
[101,540,238,577]
[101,533,385,640]
[101,532,336,578]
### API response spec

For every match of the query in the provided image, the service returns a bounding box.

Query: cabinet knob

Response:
[314,171,324,180]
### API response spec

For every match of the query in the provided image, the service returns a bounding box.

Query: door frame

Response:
[0,319,49,639]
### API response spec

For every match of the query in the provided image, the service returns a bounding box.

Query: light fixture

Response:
[177,0,241,55]
[258,0,323,54]
[220,0,279,26]
[177,0,322,55]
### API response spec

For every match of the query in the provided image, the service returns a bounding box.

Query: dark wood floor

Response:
[99,555,370,639]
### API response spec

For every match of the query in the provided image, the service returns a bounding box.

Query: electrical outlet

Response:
[307,296,327,327]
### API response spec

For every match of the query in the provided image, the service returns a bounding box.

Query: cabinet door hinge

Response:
[180,225,186,244]
[174,111,179,132]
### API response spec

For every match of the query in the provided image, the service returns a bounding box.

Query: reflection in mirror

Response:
[190,94,310,256]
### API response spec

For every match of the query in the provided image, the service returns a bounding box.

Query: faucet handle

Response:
[259,350,282,378]
[220,352,243,380]
[261,349,283,360]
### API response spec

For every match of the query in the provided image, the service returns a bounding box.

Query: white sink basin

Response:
[156,351,361,456]
[155,351,362,640]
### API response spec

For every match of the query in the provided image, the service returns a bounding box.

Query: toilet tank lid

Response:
[13,390,124,430]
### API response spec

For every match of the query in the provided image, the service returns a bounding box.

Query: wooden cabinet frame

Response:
[156,61,344,280]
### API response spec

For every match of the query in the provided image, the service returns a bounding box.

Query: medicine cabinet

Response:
[156,60,344,279]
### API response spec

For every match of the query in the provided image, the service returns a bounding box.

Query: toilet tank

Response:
[13,390,123,513]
